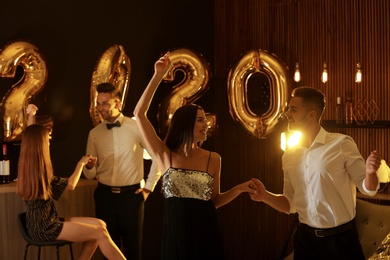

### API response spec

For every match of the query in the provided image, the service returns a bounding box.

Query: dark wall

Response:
[214,0,390,259]
[1,0,214,176]
[1,1,214,259]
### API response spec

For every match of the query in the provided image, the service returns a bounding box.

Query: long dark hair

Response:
[17,124,53,200]
[165,104,204,156]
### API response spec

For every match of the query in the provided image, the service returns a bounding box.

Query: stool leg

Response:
[37,246,41,260]
[56,245,60,260]
[69,244,74,260]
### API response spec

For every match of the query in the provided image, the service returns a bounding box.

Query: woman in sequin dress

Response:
[134,53,258,260]
[16,125,126,260]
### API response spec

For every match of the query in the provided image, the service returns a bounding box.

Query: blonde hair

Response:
[17,125,53,200]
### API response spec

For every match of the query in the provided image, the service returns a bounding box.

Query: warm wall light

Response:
[321,0,328,84]
[377,159,390,183]
[355,62,362,83]
[355,0,362,84]
[321,61,328,83]
[294,1,300,83]
[280,131,302,151]
[294,62,301,82]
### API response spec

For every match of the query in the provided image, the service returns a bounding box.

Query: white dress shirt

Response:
[282,127,378,228]
[83,114,161,191]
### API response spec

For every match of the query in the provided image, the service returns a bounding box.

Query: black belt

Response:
[300,220,355,238]
[98,182,140,194]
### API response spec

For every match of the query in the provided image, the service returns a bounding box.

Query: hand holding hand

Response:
[366,150,381,175]
[249,178,267,202]
[239,180,258,194]
[136,188,151,201]
[83,155,97,169]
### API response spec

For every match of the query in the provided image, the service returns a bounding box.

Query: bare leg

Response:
[57,217,126,260]
[63,217,102,259]
[78,240,98,260]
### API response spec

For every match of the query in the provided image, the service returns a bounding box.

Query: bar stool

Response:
[17,212,74,260]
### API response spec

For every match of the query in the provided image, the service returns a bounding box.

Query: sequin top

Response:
[162,167,214,201]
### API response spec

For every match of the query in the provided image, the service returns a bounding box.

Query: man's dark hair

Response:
[96,83,122,100]
[292,86,326,114]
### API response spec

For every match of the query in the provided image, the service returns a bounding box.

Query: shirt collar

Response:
[311,127,327,146]
[105,113,123,124]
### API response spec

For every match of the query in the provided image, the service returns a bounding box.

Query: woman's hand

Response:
[81,155,96,168]
[239,179,258,194]
[154,52,171,75]
[249,178,267,202]
[68,155,97,190]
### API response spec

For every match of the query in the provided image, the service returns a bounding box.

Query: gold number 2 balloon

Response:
[0,41,48,142]
[158,48,212,137]
[227,49,291,138]
[90,44,131,126]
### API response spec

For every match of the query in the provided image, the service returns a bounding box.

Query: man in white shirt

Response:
[250,86,381,259]
[83,83,161,259]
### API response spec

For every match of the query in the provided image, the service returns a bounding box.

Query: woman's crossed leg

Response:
[57,216,126,260]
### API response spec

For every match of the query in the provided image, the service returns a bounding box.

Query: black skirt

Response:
[161,197,224,260]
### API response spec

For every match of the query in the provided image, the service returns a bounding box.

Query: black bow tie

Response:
[106,121,121,129]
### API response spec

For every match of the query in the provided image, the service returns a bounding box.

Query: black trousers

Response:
[293,221,365,260]
[94,184,145,260]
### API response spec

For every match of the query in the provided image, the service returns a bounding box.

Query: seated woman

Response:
[16,124,126,260]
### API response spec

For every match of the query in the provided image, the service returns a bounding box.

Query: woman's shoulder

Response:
[200,150,221,176]
[200,149,221,162]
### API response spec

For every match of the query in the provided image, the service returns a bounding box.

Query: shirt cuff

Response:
[361,178,380,196]
[82,167,96,180]
[142,181,154,192]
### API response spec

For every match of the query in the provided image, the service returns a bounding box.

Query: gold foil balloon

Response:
[90,44,131,126]
[227,49,291,138]
[158,48,212,137]
[0,41,48,142]
[205,113,217,138]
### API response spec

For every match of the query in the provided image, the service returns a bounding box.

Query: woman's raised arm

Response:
[133,53,171,168]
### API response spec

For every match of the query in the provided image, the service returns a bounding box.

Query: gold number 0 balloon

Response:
[158,48,212,137]
[0,41,48,142]
[227,50,291,138]
[90,44,130,126]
